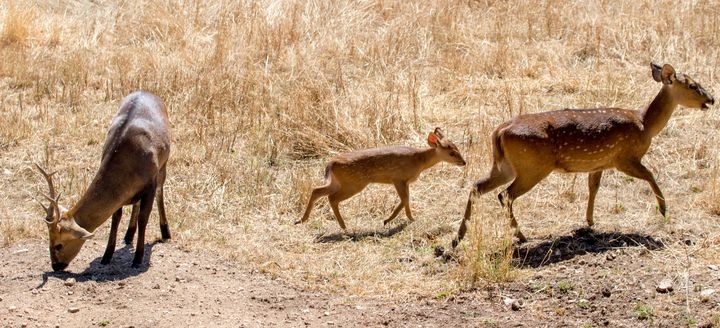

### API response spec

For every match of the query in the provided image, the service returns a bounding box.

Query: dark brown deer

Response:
[453,63,714,248]
[295,128,466,229]
[37,91,171,271]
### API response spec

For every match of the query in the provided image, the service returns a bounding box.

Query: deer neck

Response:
[641,85,678,138]
[66,170,125,232]
[418,147,442,170]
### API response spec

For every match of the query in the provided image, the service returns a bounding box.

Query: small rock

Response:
[31,289,38,295]
[8,305,17,312]
[601,287,612,297]
[67,291,74,295]
[118,281,126,287]
[700,289,715,302]
[606,253,615,261]
[152,284,160,289]
[324,311,330,316]
[708,265,718,271]
[503,297,514,306]
[68,307,80,313]
[64,278,76,287]
[503,297,522,311]
[656,279,673,293]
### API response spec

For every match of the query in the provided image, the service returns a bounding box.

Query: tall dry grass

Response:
[1,0,720,297]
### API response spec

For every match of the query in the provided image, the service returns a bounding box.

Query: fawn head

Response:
[651,63,715,110]
[427,128,466,166]
[35,164,93,271]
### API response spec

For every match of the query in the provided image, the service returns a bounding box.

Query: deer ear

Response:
[427,132,439,148]
[433,127,445,140]
[63,218,94,240]
[651,62,663,82]
[660,64,676,85]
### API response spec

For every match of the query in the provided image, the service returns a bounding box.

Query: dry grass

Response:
[1,0,720,298]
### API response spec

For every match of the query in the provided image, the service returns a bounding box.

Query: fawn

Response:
[296,128,466,229]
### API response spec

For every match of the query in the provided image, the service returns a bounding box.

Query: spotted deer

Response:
[36,91,171,271]
[453,63,715,248]
[295,128,466,229]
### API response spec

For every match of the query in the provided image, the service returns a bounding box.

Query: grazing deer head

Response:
[35,164,93,271]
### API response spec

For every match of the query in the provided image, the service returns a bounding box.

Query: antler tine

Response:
[32,195,52,215]
[34,163,57,199]
[34,163,61,225]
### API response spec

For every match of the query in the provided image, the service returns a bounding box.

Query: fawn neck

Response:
[417,147,442,170]
[641,85,677,138]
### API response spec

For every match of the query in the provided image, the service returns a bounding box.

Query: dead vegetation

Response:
[1,0,720,310]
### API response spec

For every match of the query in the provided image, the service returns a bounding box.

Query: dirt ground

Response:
[2,228,719,328]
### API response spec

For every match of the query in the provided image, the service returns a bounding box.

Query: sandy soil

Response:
[2,229,719,328]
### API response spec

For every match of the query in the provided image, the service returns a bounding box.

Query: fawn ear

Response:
[433,127,445,140]
[651,62,663,82]
[660,64,676,85]
[427,132,439,148]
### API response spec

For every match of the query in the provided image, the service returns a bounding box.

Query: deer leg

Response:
[617,160,666,216]
[326,184,366,230]
[296,178,340,225]
[124,202,140,244]
[132,184,157,268]
[500,170,551,243]
[101,208,123,265]
[328,196,347,230]
[384,181,410,225]
[586,171,603,226]
[452,163,514,248]
[156,165,170,241]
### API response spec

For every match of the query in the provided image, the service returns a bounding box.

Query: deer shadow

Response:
[315,222,409,243]
[512,227,665,268]
[37,241,159,288]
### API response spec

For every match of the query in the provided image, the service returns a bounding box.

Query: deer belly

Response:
[556,155,614,173]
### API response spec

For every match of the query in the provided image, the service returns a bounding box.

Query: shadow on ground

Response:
[37,241,160,288]
[512,228,665,268]
[315,222,409,243]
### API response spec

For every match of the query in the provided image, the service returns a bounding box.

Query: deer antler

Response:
[34,163,61,225]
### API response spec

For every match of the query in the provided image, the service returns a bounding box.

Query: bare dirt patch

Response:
[2,230,719,327]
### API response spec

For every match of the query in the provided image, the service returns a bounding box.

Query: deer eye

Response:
[54,244,63,251]
[689,83,698,90]
[450,151,458,157]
